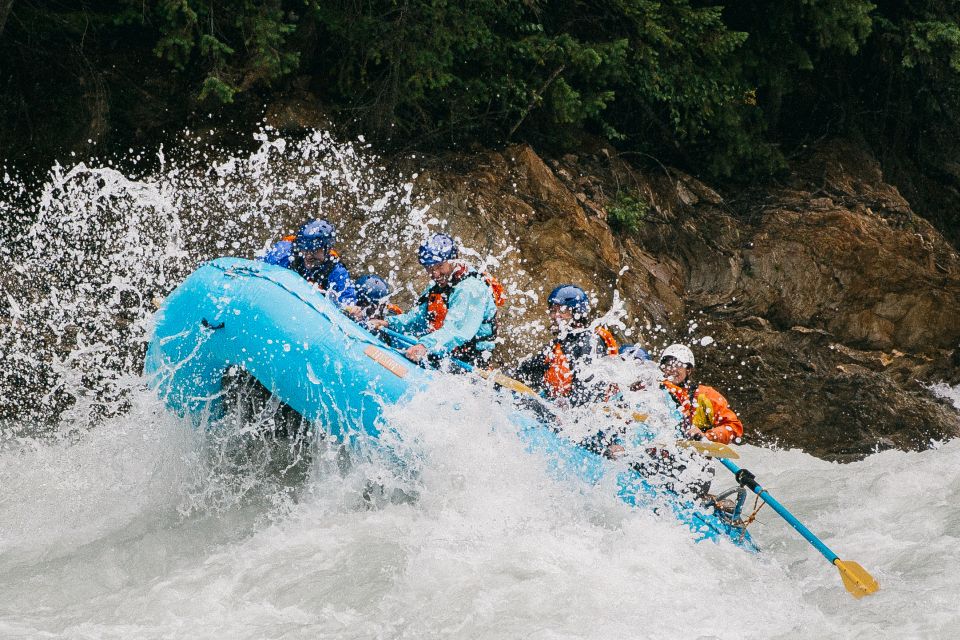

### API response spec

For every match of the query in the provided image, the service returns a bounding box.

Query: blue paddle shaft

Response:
[378,326,416,347]
[718,458,839,563]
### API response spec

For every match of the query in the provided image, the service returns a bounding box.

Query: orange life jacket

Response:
[594,325,619,356]
[422,265,505,332]
[543,326,619,398]
[662,380,744,444]
[426,293,448,332]
[544,341,575,398]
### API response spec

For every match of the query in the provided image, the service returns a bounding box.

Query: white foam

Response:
[1,130,958,638]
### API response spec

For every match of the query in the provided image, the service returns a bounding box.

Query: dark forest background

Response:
[2,1,959,243]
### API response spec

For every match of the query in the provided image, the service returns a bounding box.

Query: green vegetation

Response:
[607,192,650,235]
[2,1,960,240]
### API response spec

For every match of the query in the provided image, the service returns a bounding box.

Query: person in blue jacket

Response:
[262,219,356,306]
[368,233,503,365]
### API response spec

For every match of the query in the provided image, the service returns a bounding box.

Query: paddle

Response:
[378,326,539,392]
[375,327,739,460]
[718,457,879,598]
[678,439,739,459]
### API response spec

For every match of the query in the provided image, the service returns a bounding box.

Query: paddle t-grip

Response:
[735,468,759,491]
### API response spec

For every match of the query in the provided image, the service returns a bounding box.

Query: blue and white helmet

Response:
[417,233,459,266]
[620,344,652,362]
[262,240,294,268]
[547,284,590,317]
[356,274,389,304]
[294,219,336,251]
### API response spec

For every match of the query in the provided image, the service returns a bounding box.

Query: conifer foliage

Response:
[2,0,960,219]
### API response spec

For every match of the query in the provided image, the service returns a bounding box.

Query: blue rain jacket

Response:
[387,275,497,356]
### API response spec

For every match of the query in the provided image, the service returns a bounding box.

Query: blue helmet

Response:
[547,284,590,316]
[417,233,458,266]
[356,274,389,304]
[620,344,652,361]
[294,219,336,252]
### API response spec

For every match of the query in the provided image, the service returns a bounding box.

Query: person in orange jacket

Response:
[658,343,743,445]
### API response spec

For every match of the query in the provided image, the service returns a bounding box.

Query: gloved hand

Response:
[683,425,704,441]
[404,343,428,362]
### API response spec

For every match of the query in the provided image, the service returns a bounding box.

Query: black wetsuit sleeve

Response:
[567,332,608,406]
[509,353,548,393]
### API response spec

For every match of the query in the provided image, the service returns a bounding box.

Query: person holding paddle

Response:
[368,233,505,366]
[658,343,743,445]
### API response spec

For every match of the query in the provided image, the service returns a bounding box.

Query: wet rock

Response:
[400,139,960,459]
[695,319,959,460]
[264,138,957,460]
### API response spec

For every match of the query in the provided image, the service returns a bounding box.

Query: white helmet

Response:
[659,343,695,368]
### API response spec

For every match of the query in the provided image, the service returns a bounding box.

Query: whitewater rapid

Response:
[1,382,959,638]
[2,131,958,638]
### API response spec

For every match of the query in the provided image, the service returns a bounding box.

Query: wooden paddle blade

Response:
[834,559,879,598]
[476,369,539,396]
[677,440,740,459]
[599,406,649,423]
[494,374,538,396]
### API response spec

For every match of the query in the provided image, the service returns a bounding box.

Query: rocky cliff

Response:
[380,139,960,461]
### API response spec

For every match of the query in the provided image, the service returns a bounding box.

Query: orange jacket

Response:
[662,380,743,444]
[594,325,619,356]
[542,326,619,399]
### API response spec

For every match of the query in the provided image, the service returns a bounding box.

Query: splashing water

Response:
[1,129,428,441]
[1,131,959,638]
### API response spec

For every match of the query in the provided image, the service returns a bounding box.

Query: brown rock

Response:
[362,138,960,460]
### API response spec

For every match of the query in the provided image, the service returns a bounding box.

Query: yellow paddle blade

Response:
[599,406,649,423]
[493,373,538,396]
[475,369,539,396]
[677,440,740,459]
[834,559,879,599]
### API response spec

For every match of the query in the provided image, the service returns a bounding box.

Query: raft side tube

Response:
[144,257,431,441]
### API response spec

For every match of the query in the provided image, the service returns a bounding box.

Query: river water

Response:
[1,133,958,638]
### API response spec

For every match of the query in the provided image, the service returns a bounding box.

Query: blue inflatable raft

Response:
[145,258,756,550]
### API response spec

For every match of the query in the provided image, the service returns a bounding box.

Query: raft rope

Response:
[704,487,767,541]
[211,262,390,353]
[732,494,767,541]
